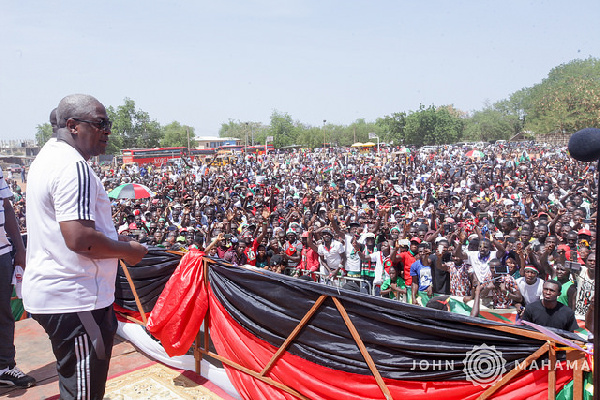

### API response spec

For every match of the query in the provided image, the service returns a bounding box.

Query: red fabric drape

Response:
[208,285,573,400]
[146,250,208,356]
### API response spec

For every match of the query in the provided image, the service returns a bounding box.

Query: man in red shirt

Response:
[295,232,319,279]
[395,237,421,304]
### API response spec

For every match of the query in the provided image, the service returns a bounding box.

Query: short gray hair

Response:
[56,94,100,128]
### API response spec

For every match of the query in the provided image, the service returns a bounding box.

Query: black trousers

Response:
[32,305,117,400]
[0,252,15,370]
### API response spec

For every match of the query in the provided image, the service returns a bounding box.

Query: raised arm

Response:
[306,227,319,254]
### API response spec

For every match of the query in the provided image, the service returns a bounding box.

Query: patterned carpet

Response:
[104,363,231,400]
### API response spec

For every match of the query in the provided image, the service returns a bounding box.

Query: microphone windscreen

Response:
[569,128,600,162]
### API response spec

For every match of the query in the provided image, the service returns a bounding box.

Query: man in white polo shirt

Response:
[455,236,502,286]
[23,94,147,400]
[307,228,346,281]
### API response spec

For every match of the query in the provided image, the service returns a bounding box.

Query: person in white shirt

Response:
[455,236,505,286]
[516,266,544,305]
[307,228,346,280]
[23,94,148,400]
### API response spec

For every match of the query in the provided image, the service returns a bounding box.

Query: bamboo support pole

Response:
[479,342,550,400]
[201,349,311,400]
[548,342,556,400]
[119,260,147,325]
[566,349,587,400]
[332,297,393,400]
[260,295,327,377]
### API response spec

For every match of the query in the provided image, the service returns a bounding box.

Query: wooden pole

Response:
[194,257,211,374]
[567,349,587,400]
[478,342,550,400]
[119,260,147,325]
[201,349,311,400]
[332,297,393,400]
[548,342,556,400]
[464,320,582,344]
[260,295,327,377]
[202,258,212,372]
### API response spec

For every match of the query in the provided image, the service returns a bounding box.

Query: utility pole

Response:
[323,119,327,149]
[245,122,248,153]
[186,127,190,153]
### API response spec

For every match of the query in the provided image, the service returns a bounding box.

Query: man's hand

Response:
[226,209,235,222]
[262,208,271,220]
[122,241,148,266]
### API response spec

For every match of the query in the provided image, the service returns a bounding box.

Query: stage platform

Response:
[1,317,156,399]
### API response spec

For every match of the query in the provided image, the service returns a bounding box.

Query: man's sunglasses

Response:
[72,118,113,132]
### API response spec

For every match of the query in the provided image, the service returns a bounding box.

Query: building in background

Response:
[195,136,241,149]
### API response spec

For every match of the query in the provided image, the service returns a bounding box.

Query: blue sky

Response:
[1,1,598,140]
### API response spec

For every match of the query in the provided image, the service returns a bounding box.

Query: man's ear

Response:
[65,118,78,134]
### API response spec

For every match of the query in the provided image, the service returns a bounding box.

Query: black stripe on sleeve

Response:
[76,161,91,220]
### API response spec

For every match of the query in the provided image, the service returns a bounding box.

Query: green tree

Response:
[219,119,246,140]
[35,123,53,147]
[106,98,162,151]
[342,119,382,146]
[464,104,518,141]
[522,57,600,134]
[105,131,123,156]
[325,123,346,147]
[269,110,298,148]
[161,121,196,148]
[376,112,406,145]
[219,120,267,146]
[403,105,464,146]
[493,91,527,139]
[295,126,324,148]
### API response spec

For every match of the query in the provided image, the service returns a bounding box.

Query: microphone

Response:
[568,128,600,162]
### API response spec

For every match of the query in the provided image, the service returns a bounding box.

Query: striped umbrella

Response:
[108,183,153,199]
[465,149,485,159]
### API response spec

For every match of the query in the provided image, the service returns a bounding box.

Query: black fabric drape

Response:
[209,262,575,381]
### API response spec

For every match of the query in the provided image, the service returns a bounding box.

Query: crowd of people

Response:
[1,94,597,398]
[27,143,600,319]
[7,139,597,331]
[0,94,598,398]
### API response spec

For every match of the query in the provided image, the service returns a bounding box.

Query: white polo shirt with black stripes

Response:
[23,140,118,314]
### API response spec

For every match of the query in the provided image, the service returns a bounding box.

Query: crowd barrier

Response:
[283,267,376,296]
